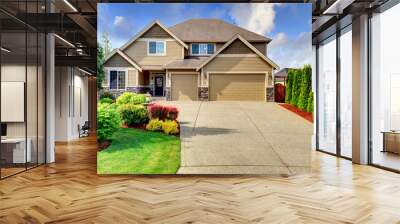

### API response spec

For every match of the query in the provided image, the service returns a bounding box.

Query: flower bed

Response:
[97,91,180,148]
[279,103,313,123]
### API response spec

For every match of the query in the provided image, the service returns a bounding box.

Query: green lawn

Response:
[97,128,181,174]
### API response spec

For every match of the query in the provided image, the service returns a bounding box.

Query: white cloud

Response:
[268,32,312,69]
[113,16,125,26]
[229,4,278,35]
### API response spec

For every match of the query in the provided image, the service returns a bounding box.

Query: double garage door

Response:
[209,73,266,101]
[171,73,266,101]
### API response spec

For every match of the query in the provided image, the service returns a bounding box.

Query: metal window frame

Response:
[367,1,400,173]
[315,21,353,161]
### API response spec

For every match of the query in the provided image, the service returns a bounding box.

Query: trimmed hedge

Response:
[285,65,314,114]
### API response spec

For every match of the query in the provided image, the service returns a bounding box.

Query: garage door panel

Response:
[210,74,265,101]
[171,74,198,101]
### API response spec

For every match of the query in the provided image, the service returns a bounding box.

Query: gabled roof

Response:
[196,34,279,71]
[120,21,188,50]
[104,49,142,72]
[169,19,271,43]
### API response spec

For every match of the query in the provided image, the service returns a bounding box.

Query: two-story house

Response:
[103,19,279,101]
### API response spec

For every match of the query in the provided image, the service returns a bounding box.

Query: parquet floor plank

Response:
[0,136,399,223]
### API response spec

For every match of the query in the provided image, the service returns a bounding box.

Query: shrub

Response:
[146,118,164,131]
[166,106,179,120]
[100,91,114,100]
[118,104,149,126]
[162,120,179,135]
[290,69,302,106]
[148,104,179,120]
[97,103,121,141]
[148,104,168,120]
[307,91,314,113]
[116,92,147,105]
[99,97,113,104]
[285,69,294,103]
[298,65,312,111]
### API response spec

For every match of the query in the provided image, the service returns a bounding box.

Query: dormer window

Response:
[148,40,166,56]
[191,43,215,56]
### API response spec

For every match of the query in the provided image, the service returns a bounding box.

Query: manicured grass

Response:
[97,128,180,174]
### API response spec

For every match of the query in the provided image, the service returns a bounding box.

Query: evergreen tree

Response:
[97,44,105,90]
[298,65,312,111]
[290,69,301,106]
[307,91,314,113]
[285,69,293,103]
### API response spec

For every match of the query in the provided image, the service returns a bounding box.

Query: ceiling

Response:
[0,0,98,74]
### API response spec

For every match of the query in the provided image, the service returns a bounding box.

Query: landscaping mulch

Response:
[279,103,313,123]
[98,140,112,151]
[123,124,147,130]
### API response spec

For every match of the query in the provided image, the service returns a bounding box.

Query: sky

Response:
[98,3,312,69]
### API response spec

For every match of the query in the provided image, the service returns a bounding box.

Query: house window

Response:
[110,70,126,90]
[191,43,214,55]
[148,40,166,55]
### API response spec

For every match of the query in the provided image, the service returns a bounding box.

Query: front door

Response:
[155,76,164,96]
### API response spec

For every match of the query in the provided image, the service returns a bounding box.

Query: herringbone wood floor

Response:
[1,135,400,224]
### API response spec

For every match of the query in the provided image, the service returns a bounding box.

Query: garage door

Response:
[171,74,198,101]
[209,73,265,101]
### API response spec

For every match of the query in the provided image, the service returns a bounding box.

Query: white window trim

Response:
[108,67,128,90]
[190,43,216,56]
[147,40,166,56]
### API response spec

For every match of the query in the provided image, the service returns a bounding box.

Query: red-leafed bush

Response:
[148,104,179,120]
[166,106,179,120]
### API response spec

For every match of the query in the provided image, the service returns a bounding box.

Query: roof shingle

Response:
[168,19,271,43]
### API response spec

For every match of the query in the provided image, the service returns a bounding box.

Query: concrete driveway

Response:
[161,101,313,175]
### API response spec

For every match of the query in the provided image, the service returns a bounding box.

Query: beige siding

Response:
[123,40,184,65]
[138,71,149,86]
[216,43,224,51]
[142,25,171,38]
[209,73,265,101]
[204,56,272,72]
[252,43,266,55]
[127,69,137,87]
[104,54,131,67]
[221,39,253,54]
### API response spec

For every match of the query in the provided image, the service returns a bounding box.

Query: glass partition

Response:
[339,26,352,158]
[0,2,46,179]
[370,3,400,171]
[0,31,27,177]
[317,34,337,154]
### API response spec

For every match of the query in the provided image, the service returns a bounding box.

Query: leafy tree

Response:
[101,32,112,57]
[97,44,105,90]
[298,65,312,110]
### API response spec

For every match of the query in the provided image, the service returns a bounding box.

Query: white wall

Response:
[55,66,89,141]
